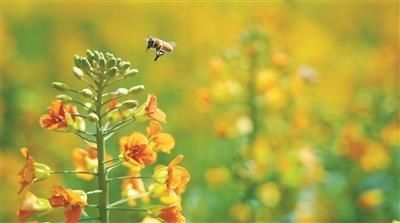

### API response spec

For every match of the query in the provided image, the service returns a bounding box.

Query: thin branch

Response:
[104,77,125,87]
[75,129,96,136]
[107,207,148,212]
[51,170,97,175]
[86,190,103,195]
[103,118,135,135]
[70,100,96,113]
[81,77,97,91]
[72,130,96,143]
[106,176,153,182]
[108,192,150,208]
[100,107,121,118]
[103,158,120,165]
[106,160,122,173]
[86,204,99,208]
[79,217,99,222]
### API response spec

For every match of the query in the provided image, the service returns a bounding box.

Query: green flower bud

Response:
[153,166,168,183]
[106,58,117,68]
[74,55,82,68]
[105,52,113,59]
[123,69,139,77]
[33,162,51,182]
[128,85,145,95]
[81,58,92,72]
[106,67,118,77]
[86,49,95,60]
[116,57,122,64]
[114,88,129,96]
[98,57,106,68]
[55,94,72,103]
[52,82,69,91]
[119,61,130,71]
[87,113,99,122]
[94,50,100,60]
[80,88,93,98]
[72,67,84,79]
[121,100,138,109]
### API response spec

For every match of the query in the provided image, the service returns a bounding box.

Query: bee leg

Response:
[154,50,165,62]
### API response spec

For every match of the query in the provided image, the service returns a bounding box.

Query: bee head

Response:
[146,36,154,52]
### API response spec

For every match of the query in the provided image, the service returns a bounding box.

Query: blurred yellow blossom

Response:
[229,203,251,222]
[360,143,390,172]
[257,182,281,207]
[358,189,383,210]
[264,86,287,110]
[256,69,278,93]
[204,167,231,187]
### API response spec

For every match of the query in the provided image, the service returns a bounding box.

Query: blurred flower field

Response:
[1,1,399,223]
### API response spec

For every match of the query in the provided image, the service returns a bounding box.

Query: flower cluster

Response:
[16,50,190,223]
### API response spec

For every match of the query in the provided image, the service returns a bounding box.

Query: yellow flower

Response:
[39,99,85,131]
[360,143,390,172]
[204,167,231,187]
[264,86,287,109]
[72,144,98,181]
[17,148,51,194]
[358,189,383,210]
[121,172,150,206]
[157,204,185,223]
[257,182,281,207]
[120,133,157,168]
[256,69,277,93]
[147,121,175,154]
[229,203,251,222]
[17,191,52,222]
[48,185,87,223]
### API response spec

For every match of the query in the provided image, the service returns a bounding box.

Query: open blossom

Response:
[121,172,150,206]
[72,143,98,180]
[147,121,175,153]
[157,204,185,223]
[48,185,87,223]
[39,99,85,131]
[154,155,190,197]
[145,95,167,123]
[120,133,156,168]
[17,148,51,194]
[17,191,53,222]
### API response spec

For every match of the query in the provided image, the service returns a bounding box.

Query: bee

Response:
[146,36,176,61]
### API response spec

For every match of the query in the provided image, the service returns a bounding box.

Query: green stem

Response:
[51,170,97,175]
[96,79,109,223]
[107,207,148,212]
[106,176,153,182]
[86,190,102,195]
[103,118,135,135]
[108,192,150,207]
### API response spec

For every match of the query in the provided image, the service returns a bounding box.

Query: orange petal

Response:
[152,133,175,153]
[168,155,184,167]
[65,205,82,223]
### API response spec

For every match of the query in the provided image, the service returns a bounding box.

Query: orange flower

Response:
[166,155,190,196]
[121,172,149,206]
[147,121,175,153]
[72,144,98,181]
[48,185,87,223]
[145,95,167,123]
[17,191,52,222]
[39,100,85,131]
[120,133,156,168]
[17,148,51,194]
[158,204,185,223]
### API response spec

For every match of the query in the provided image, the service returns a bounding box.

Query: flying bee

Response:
[146,36,176,61]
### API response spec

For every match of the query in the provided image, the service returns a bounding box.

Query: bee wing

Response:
[168,41,177,48]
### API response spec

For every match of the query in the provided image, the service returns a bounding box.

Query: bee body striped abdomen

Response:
[146,36,175,62]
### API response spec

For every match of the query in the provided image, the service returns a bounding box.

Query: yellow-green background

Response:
[1,1,399,223]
